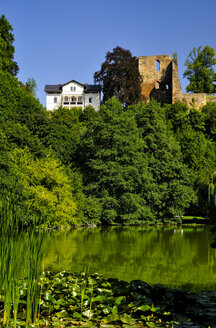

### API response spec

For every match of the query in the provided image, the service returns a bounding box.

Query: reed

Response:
[0,195,44,327]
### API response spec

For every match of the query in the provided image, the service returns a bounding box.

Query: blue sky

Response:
[1,0,216,106]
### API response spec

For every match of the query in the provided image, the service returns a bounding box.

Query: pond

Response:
[42,225,216,292]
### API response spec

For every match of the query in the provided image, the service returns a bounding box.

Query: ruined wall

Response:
[171,60,183,103]
[139,55,172,104]
[179,93,207,110]
[138,55,207,110]
[206,96,216,103]
[171,60,206,109]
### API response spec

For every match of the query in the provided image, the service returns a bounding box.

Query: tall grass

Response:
[0,195,45,327]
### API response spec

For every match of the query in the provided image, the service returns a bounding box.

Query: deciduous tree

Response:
[94,46,141,107]
[183,45,216,93]
[0,15,19,75]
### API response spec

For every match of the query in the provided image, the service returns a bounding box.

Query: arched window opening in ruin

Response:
[155,81,160,89]
[156,60,160,71]
[166,84,169,90]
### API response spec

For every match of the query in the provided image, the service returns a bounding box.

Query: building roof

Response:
[84,84,101,92]
[44,81,101,93]
[44,84,62,93]
[62,80,84,87]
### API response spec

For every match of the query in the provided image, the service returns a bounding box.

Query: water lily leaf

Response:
[93,295,107,303]
[150,305,160,312]
[82,309,94,318]
[141,315,148,320]
[102,306,111,314]
[73,311,82,319]
[55,298,68,306]
[143,297,153,305]
[103,313,119,323]
[136,304,151,312]
[131,292,143,299]
[115,296,124,305]
[68,298,76,304]
[56,309,68,318]
[119,313,135,325]
[112,305,118,314]
[146,322,155,327]
[44,292,54,302]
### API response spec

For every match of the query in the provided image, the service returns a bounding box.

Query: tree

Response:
[7,147,79,227]
[94,46,141,107]
[26,77,37,97]
[208,172,216,223]
[79,98,153,224]
[131,101,196,220]
[0,15,19,75]
[183,45,216,93]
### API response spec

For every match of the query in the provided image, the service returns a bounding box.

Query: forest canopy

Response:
[1,15,216,227]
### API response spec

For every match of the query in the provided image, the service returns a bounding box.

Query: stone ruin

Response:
[138,55,207,109]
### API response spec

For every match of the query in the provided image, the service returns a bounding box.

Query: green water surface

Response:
[43,225,216,292]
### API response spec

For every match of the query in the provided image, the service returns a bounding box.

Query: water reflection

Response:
[43,226,216,292]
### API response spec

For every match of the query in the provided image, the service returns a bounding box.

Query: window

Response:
[156,60,160,71]
[166,84,169,90]
[77,96,83,104]
[54,97,57,103]
[71,86,76,91]
[155,81,160,89]
[71,96,76,102]
[65,96,68,102]
[89,97,92,103]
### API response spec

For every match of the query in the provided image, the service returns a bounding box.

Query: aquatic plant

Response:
[0,270,213,327]
[0,229,44,327]
[0,196,45,327]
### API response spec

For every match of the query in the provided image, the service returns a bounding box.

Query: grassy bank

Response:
[182,216,209,224]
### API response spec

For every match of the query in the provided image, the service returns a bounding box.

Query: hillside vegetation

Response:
[1,15,216,227]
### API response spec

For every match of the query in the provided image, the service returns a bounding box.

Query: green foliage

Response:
[79,98,154,224]
[8,148,79,227]
[79,99,195,223]
[94,46,141,106]
[202,101,216,140]
[0,228,44,326]
[183,45,216,93]
[172,52,178,62]
[0,15,19,75]
[131,101,196,220]
[25,77,37,97]
[208,172,216,223]
[1,14,216,226]
[40,106,84,166]
[165,101,216,216]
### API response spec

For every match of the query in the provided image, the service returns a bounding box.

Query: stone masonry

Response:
[138,55,207,110]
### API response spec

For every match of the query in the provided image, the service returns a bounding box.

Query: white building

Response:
[44,80,101,111]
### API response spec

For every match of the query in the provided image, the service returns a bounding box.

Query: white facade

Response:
[46,93,61,111]
[45,80,101,111]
